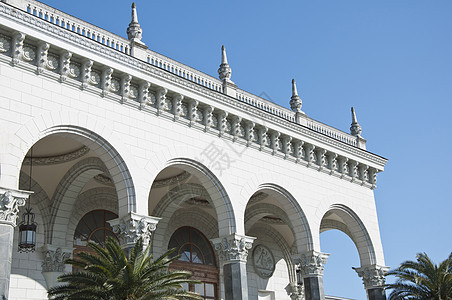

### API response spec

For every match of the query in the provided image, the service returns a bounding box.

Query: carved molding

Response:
[211,233,255,264]
[151,171,191,188]
[108,212,160,247]
[297,251,330,277]
[22,146,89,165]
[0,188,31,226]
[353,265,389,289]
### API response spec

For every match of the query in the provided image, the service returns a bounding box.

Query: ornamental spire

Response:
[218,45,232,82]
[289,79,303,113]
[127,2,143,43]
[350,107,362,137]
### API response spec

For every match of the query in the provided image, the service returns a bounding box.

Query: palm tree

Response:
[48,236,202,300]
[386,252,452,300]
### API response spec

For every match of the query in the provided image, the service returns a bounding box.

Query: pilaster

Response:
[353,265,389,300]
[211,233,255,300]
[0,187,31,300]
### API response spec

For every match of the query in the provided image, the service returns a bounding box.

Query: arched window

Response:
[168,227,218,300]
[73,210,118,255]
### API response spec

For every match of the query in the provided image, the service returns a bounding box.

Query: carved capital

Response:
[0,188,31,226]
[108,212,160,248]
[285,282,304,300]
[41,245,71,272]
[297,251,330,277]
[211,233,255,264]
[353,265,389,289]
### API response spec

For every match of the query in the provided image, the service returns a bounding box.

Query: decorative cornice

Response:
[353,265,389,289]
[0,6,387,191]
[151,171,191,188]
[211,233,256,264]
[22,146,89,165]
[108,212,160,247]
[261,215,284,224]
[296,251,330,277]
[0,188,31,226]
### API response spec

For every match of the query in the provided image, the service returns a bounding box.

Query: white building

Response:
[0,1,388,299]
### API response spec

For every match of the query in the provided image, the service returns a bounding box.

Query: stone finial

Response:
[108,212,160,248]
[211,233,255,264]
[297,250,330,277]
[127,2,143,43]
[290,79,303,113]
[218,45,232,82]
[353,265,389,289]
[350,107,362,137]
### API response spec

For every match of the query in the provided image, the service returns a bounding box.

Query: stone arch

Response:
[48,157,107,246]
[161,207,219,255]
[3,111,139,217]
[247,183,313,255]
[66,187,118,246]
[163,158,236,236]
[151,183,218,256]
[244,203,293,236]
[320,204,376,266]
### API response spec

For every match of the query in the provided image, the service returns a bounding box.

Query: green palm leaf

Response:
[48,236,202,300]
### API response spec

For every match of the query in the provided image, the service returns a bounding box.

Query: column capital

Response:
[296,250,330,277]
[353,264,390,289]
[285,282,304,300]
[0,187,32,226]
[41,244,72,272]
[211,233,256,264]
[108,212,160,248]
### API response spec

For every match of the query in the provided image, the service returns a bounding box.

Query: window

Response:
[73,210,118,256]
[168,227,219,300]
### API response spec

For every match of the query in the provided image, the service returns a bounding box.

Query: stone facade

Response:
[0,0,388,299]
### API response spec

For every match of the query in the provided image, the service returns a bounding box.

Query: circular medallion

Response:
[46,55,59,70]
[22,46,36,61]
[252,244,275,279]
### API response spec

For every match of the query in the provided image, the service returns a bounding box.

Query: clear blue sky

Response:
[37,0,452,298]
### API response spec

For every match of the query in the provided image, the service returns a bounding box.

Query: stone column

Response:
[211,234,255,300]
[297,250,329,300]
[40,245,72,290]
[353,265,389,300]
[0,188,31,300]
[108,212,160,251]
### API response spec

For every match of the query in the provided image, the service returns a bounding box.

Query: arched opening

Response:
[73,209,118,257]
[168,227,218,300]
[244,184,311,300]
[320,204,376,299]
[10,130,130,298]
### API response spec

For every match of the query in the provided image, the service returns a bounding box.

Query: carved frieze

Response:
[22,146,89,165]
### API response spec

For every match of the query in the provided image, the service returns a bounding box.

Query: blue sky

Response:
[36,0,452,298]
